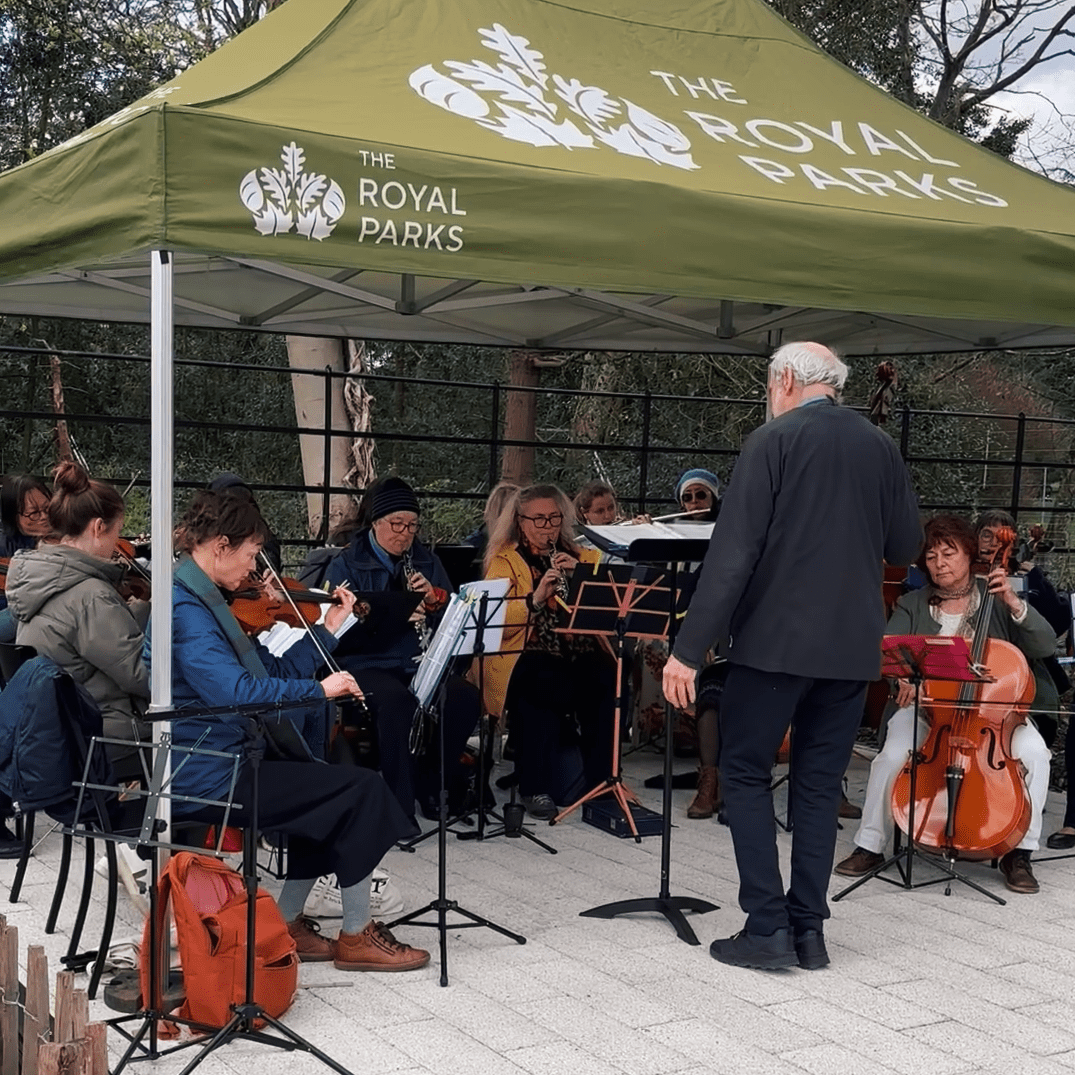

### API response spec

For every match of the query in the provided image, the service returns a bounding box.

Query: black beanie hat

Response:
[371,477,420,521]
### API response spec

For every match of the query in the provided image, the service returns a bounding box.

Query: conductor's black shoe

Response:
[709,928,796,970]
[1046,829,1075,850]
[794,930,829,970]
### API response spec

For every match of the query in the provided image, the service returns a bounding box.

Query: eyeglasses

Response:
[518,512,564,529]
[385,519,420,534]
[681,489,711,503]
[19,508,48,520]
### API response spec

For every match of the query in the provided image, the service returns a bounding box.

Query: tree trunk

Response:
[501,350,540,486]
[342,339,377,492]
[286,336,360,540]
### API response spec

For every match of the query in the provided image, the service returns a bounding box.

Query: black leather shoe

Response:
[0,824,22,860]
[1046,830,1075,850]
[795,930,829,970]
[709,928,797,970]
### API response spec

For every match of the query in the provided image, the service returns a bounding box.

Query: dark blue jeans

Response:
[719,665,866,936]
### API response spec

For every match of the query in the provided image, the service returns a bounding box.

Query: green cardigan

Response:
[886,580,1059,713]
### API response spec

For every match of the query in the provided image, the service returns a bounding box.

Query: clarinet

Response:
[401,548,432,657]
[543,540,570,606]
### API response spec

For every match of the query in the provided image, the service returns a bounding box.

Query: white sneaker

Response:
[370,867,404,920]
[303,874,344,918]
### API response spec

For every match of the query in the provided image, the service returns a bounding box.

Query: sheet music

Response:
[585,521,714,544]
[410,578,512,708]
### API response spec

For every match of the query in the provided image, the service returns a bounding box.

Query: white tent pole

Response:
[150,249,174,713]
[150,250,174,841]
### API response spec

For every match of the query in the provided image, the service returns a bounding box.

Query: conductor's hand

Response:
[320,671,364,700]
[323,585,357,634]
[663,655,696,710]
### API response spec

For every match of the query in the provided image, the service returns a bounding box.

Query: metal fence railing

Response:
[3,344,1075,585]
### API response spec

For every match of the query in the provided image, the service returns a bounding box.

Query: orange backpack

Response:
[139,851,298,1035]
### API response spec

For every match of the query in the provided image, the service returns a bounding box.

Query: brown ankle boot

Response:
[687,765,721,819]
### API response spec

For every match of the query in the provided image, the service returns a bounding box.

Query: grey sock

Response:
[277,877,317,922]
[341,873,373,934]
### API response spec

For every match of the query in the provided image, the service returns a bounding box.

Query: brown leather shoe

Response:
[687,766,721,819]
[999,849,1039,894]
[833,847,885,877]
[838,794,862,820]
[334,920,431,972]
[287,916,335,962]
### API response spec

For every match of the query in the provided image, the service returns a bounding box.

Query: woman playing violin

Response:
[6,463,150,784]
[153,488,428,971]
[834,514,1055,894]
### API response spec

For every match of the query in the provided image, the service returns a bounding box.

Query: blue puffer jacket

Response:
[145,580,339,808]
[0,656,111,815]
[325,532,452,674]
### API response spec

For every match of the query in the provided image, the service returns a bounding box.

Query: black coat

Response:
[674,397,922,681]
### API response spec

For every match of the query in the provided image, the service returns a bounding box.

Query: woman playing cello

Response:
[834,514,1054,894]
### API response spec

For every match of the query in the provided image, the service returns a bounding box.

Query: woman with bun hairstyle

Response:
[155,488,429,971]
[6,462,150,782]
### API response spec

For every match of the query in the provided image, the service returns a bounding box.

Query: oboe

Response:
[543,540,570,606]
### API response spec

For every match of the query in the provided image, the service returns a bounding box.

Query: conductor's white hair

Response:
[769,342,848,391]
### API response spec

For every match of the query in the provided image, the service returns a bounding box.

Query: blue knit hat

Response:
[675,468,721,502]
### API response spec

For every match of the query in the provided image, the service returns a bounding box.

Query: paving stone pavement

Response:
[2,747,1073,1075]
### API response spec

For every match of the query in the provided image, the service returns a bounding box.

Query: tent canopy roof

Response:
[1,0,1073,355]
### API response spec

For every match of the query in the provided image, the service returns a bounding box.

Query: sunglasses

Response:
[681,489,711,503]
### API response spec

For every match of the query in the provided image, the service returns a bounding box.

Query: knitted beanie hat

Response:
[675,468,721,502]
[370,477,420,521]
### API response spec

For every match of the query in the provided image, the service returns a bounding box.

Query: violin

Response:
[890,526,1033,861]
[114,538,153,602]
[228,574,343,637]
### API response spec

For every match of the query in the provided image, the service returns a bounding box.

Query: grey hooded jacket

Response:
[6,545,149,761]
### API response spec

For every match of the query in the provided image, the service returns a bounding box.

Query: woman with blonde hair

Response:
[481,484,613,819]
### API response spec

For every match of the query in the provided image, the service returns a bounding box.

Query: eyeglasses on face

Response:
[518,512,564,529]
[681,489,711,503]
[19,508,49,520]
[385,519,420,534]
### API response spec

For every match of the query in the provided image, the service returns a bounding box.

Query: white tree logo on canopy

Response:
[239,143,346,240]
[410,24,698,171]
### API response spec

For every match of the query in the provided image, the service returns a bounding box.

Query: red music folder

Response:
[881,634,984,684]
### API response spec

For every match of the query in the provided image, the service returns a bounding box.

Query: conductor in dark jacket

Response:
[664,342,922,971]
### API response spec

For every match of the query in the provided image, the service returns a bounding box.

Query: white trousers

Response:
[853,704,1050,854]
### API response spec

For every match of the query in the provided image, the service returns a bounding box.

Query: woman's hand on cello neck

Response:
[985,563,1024,617]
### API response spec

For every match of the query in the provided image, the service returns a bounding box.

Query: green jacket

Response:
[887,580,1059,713]
[6,544,150,726]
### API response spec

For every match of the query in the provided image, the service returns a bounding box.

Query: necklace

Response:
[929,579,975,604]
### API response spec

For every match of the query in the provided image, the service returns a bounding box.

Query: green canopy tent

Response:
[1,0,1074,709]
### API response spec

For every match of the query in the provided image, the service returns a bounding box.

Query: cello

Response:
[889,527,1033,861]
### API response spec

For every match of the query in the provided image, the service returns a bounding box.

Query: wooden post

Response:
[66,993,86,1048]
[501,350,540,487]
[0,920,19,1075]
[21,947,49,1075]
[51,974,74,1051]
[82,1025,106,1075]
[34,1043,83,1075]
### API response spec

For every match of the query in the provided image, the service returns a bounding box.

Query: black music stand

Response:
[833,635,1005,906]
[107,699,357,1075]
[455,590,557,854]
[385,589,527,986]
[570,527,720,945]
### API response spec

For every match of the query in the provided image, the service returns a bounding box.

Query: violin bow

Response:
[257,552,343,674]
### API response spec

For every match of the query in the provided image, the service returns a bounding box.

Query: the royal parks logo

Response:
[239,142,346,240]
[409,23,699,171]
